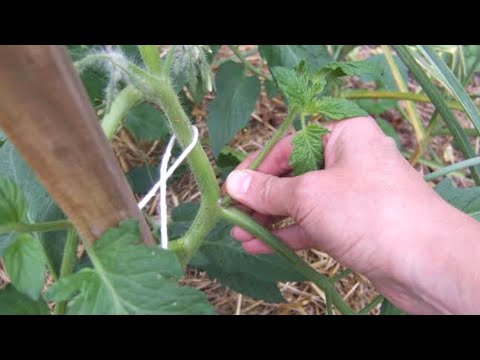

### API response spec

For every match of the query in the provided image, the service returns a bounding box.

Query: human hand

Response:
[225,117,480,314]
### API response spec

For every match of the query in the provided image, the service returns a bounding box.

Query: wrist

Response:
[374,198,480,314]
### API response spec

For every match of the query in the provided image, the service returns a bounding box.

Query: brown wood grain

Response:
[0,45,155,246]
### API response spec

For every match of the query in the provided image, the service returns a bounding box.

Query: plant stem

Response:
[423,156,480,182]
[410,110,441,165]
[124,62,221,264]
[0,220,73,236]
[221,110,297,208]
[161,46,176,79]
[220,206,356,315]
[341,90,468,112]
[138,45,162,75]
[213,48,258,67]
[393,45,480,185]
[101,85,143,141]
[381,45,425,159]
[358,295,384,315]
[249,110,296,170]
[229,45,272,81]
[53,229,79,315]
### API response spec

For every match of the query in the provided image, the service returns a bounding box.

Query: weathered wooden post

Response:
[0,45,155,245]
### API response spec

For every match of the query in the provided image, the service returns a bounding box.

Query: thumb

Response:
[225,169,299,217]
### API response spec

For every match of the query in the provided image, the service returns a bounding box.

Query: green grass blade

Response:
[393,45,480,185]
[424,156,480,182]
[417,45,480,136]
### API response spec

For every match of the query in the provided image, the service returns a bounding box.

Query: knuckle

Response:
[376,133,397,150]
[260,176,276,208]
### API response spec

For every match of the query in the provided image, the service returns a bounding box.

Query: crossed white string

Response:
[138,125,199,250]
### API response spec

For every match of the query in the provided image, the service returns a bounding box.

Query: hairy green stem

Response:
[0,220,73,236]
[123,62,221,264]
[138,45,162,75]
[161,46,176,79]
[220,206,355,315]
[53,229,79,315]
[229,45,272,81]
[358,295,384,315]
[423,156,480,182]
[341,90,470,112]
[101,85,143,141]
[393,45,480,185]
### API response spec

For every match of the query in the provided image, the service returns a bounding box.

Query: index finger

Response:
[236,133,295,176]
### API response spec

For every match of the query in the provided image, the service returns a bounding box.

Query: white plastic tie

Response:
[138,125,199,250]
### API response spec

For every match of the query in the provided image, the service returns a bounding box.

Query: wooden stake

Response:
[0,45,155,246]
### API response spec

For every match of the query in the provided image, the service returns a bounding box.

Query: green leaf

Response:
[361,54,409,91]
[207,61,260,156]
[264,79,278,98]
[0,285,49,315]
[464,45,480,79]
[0,233,15,257]
[270,66,310,110]
[434,179,480,221]
[171,203,305,303]
[0,176,27,226]
[290,124,329,176]
[259,45,332,74]
[216,147,246,181]
[126,164,159,194]
[68,46,109,109]
[0,128,6,145]
[0,141,67,276]
[376,118,401,149]
[380,298,407,315]
[4,234,46,300]
[314,97,368,120]
[68,45,141,110]
[315,60,379,84]
[46,220,214,314]
[124,102,169,142]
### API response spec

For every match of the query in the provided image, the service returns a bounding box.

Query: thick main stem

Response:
[125,64,221,264]
[220,206,355,315]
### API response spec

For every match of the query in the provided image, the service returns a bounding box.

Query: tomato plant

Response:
[1,45,480,315]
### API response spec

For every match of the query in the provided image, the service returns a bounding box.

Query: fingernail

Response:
[226,170,252,198]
